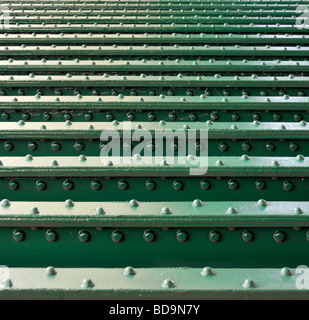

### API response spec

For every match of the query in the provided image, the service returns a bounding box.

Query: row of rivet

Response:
[11,229,297,243]
[4,179,296,191]
[3,89,304,97]
[0,111,306,122]
[1,140,303,153]
[0,266,294,289]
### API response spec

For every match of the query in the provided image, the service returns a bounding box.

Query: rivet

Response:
[129,199,138,207]
[1,199,10,207]
[104,160,113,167]
[227,207,237,214]
[272,160,279,166]
[2,279,13,288]
[192,199,203,207]
[283,181,293,192]
[50,160,58,167]
[162,279,175,288]
[294,207,303,214]
[79,155,87,162]
[29,207,39,214]
[296,154,305,161]
[209,230,221,242]
[219,142,228,152]
[280,267,293,276]
[45,266,57,276]
[257,199,267,206]
[90,180,102,191]
[216,160,224,166]
[176,229,188,242]
[241,154,250,160]
[25,154,33,161]
[95,207,105,215]
[78,230,91,243]
[266,142,275,152]
[273,230,286,243]
[161,207,171,214]
[242,230,254,242]
[9,180,19,191]
[36,180,46,191]
[143,229,156,242]
[145,180,156,191]
[65,199,74,207]
[118,180,128,190]
[45,229,58,242]
[3,141,13,152]
[160,160,168,166]
[123,266,136,276]
[81,279,94,288]
[111,230,124,243]
[13,229,25,242]
[173,180,183,191]
[243,279,258,288]
[201,267,215,276]
[289,142,299,152]
[63,180,74,191]
[228,179,239,190]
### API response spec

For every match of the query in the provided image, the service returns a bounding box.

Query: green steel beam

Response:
[1,59,308,72]
[1,24,307,33]
[0,267,306,300]
[0,121,308,139]
[0,45,306,56]
[1,33,309,45]
[0,200,308,227]
[7,16,303,24]
[2,3,305,10]
[0,74,305,88]
[3,10,304,18]
[0,155,307,177]
[0,96,307,111]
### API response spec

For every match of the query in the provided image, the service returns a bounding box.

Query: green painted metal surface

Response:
[0,267,307,300]
[0,0,309,299]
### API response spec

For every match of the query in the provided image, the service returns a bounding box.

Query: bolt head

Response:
[228,179,239,190]
[176,229,188,242]
[209,230,221,243]
[145,180,156,191]
[118,180,129,190]
[9,180,19,191]
[78,230,91,243]
[36,180,47,191]
[45,229,58,242]
[143,230,156,242]
[13,229,25,242]
[173,180,183,191]
[273,230,286,243]
[255,180,266,190]
[242,230,254,242]
[111,230,124,243]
